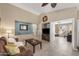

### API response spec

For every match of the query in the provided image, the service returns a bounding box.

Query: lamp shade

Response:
[6,30,12,34]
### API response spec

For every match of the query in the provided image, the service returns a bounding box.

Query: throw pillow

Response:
[5,44,20,55]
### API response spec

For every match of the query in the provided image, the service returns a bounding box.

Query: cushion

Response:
[7,38,16,43]
[5,44,20,55]
[15,42,24,47]
[7,38,24,47]
[7,42,15,45]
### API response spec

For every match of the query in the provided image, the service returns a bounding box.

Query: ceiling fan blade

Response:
[41,3,48,7]
[51,3,57,8]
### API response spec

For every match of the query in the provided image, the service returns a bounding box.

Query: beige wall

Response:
[0,8,1,17]
[38,7,77,23]
[0,3,38,27]
[0,4,39,39]
[0,4,79,41]
[38,7,78,40]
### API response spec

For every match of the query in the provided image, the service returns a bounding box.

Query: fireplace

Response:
[42,28,50,41]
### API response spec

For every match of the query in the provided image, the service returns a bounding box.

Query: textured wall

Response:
[15,21,33,35]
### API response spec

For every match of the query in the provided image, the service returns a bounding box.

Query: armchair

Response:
[0,37,33,56]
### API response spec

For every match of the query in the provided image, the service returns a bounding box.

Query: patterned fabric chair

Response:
[0,37,33,56]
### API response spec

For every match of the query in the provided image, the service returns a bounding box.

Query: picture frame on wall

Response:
[42,16,48,22]
[20,24,28,31]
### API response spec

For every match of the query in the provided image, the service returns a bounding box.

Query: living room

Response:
[0,3,40,56]
[1,3,79,56]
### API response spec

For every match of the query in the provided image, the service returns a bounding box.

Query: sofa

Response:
[0,37,33,56]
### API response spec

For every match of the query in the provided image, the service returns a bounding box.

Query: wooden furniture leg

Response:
[25,41,27,46]
[40,42,42,49]
[33,46,35,53]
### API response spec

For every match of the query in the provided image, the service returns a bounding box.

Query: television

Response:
[42,28,50,34]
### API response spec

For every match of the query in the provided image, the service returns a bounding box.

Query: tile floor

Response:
[26,37,79,56]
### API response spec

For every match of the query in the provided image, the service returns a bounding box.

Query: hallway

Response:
[34,37,79,56]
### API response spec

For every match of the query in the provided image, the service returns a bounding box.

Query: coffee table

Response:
[25,39,42,53]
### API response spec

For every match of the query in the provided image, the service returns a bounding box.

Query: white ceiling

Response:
[10,3,79,15]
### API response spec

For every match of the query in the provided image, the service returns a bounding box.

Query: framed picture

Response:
[42,16,48,22]
[20,24,28,31]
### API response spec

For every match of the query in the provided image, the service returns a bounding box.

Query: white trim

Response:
[50,18,77,49]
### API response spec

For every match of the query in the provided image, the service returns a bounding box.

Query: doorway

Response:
[50,18,77,49]
[55,21,72,43]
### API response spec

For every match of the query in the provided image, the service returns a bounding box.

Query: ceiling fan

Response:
[41,3,57,8]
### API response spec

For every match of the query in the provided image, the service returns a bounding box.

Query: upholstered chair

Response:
[0,37,33,56]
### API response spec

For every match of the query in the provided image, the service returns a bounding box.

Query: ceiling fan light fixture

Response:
[51,3,57,8]
[41,3,48,7]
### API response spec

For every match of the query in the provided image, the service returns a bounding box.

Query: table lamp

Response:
[6,30,12,38]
